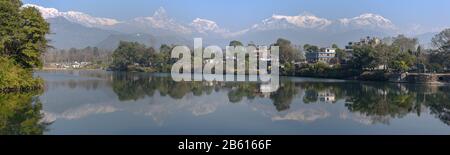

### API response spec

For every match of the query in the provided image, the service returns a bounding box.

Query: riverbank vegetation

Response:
[107,28,450,82]
[41,47,113,69]
[110,41,174,72]
[0,0,50,92]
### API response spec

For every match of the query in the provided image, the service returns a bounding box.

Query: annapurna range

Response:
[22,4,436,49]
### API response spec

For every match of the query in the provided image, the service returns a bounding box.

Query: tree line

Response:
[107,29,450,81]
[290,30,450,79]
[42,47,113,67]
[110,42,174,72]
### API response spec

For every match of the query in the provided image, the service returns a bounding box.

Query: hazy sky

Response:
[23,0,450,33]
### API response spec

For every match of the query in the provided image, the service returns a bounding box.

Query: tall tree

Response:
[428,28,450,72]
[432,28,450,52]
[229,40,243,47]
[111,41,147,70]
[0,2,49,68]
[275,38,299,64]
[349,45,381,70]
[1,0,50,91]
[392,35,418,53]
[303,44,319,52]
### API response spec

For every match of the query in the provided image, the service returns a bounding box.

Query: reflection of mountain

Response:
[42,104,119,122]
[272,109,330,122]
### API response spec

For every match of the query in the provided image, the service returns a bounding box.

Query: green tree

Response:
[349,45,381,70]
[374,44,397,71]
[390,52,416,72]
[303,44,319,52]
[432,28,450,52]
[155,44,173,72]
[111,41,147,70]
[332,44,349,63]
[229,40,243,47]
[427,29,450,72]
[392,35,418,53]
[275,38,299,64]
[1,3,50,68]
[0,0,50,92]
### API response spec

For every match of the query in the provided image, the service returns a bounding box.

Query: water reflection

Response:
[0,91,50,135]
[30,70,450,134]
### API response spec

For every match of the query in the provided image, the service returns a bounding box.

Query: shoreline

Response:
[33,68,450,85]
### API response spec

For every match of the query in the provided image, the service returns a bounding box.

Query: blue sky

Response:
[23,0,450,32]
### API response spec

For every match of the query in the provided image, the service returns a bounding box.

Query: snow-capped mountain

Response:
[190,18,228,34]
[245,13,396,33]
[338,13,396,30]
[114,7,192,35]
[224,13,398,46]
[251,14,332,31]
[23,4,120,28]
[24,3,428,49]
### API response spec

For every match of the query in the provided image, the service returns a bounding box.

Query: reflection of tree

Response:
[422,87,450,125]
[344,84,417,124]
[303,89,318,104]
[107,72,450,126]
[226,82,258,103]
[270,81,298,111]
[112,73,151,101]
[346,92,415,118]
[111,73,216,101]
[0,92,50,135]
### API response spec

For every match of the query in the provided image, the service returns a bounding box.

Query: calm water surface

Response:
[3,70,450,135]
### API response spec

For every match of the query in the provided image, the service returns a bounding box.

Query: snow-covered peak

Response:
[190,18,228,34]
[253,13,332,30]
[152,7,168,19]
[63,11,120,27]
[339,13,395,29]
[22,4,60,19]
[271,14,332,28]
[22,4,120,27]
[131,7,192,34]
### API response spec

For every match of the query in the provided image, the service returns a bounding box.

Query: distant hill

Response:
[227,28,391,47]
[415,32,438,49]
[96,33,190,50]
[47,17,120,49]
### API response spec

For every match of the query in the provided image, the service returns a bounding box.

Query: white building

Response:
[306,48,336,63]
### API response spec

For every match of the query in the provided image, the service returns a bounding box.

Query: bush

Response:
[296,62,360,79]
[0,57,43,92]
[358,71,390,81]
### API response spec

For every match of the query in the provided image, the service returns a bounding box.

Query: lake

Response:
[2,70,450,135]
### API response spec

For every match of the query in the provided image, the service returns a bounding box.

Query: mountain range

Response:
[23,4,439,50]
